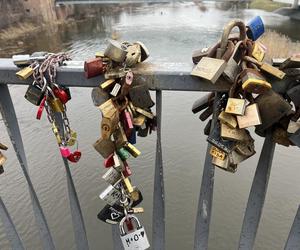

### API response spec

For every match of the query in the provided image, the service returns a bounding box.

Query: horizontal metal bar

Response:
[0,59,232,91]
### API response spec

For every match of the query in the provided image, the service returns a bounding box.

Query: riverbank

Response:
[250,0,288,11]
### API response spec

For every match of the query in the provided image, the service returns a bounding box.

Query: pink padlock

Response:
[60,146,71,158]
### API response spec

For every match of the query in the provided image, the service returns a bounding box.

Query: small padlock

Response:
[24,80,47,106]
[52,122,62,145]
[129,84,154,109]
[99,99,118,118]
[53,86,71,104]
[120,71,134,98]
[123,161,132,177]
[102,167,122,185]
[122,176,134,194]
[91,86,110,107]
[133,115,146,127]
[133,41,150,62]
[119,215,150,250]
[67,130,77,146]
[84,58,106,79]
[99,183,122,206]
[218,111,237,128]
[16,64,38,80]
[279,56,300,70]
[210,146,226,160]
[235,139,256,157]
[225,83,246,116]
[125,44,141,67]
[104,67,127,79]
[273,127,291,147]
[236,103,261,129]
[60,146,71,158]
[246,16,264,41]
[117,148,131,161]
[93,137,116,158]
[113,125,128,149]
[121,110,134,138]
[212,155,237,173]
[47,87,64,113]
[250,41,266,62]
[192,92,215,114]
[287,120,300,134]
[125,143,141,158]
[135,107,154,119]
[97,203,125,224]
[220,123,249,141]
[101,112,119,139]
[104,39,128,63]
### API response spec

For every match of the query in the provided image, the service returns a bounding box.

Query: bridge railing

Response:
[0,58,299,250]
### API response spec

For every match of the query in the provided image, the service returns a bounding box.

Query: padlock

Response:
[53,86,71,104]
[97,203,125,224]
[102,167,121,185]
[120,71,134,98]
[104,39,128,63]
[207,121,236,154]
[250,41,266,62]
[117,148,131,161]
[133,41,150,62]
[192,92,215,114]
[137,124,149,138]
[223,40,244,83]
[93,137,116,158]
[84,58,106,79]
[110,83,122,97]
[121,110,134,138]
[129,84,154,109]
[273,127,291,147]
[113,125,128,149]
[229,149,251,165]
[287,120,300,134]
[192,42,220,64]
[104,67,127,79]
[67,150,81,163]
[279,56,300,70]
[133,115,146,127]
[91,86,110,107]
[0,143,8,151]
[113,153,123,171]
[246,16,265,41]
[95,51,105,58]
[123,161,132,177]
[101,79,116,90]
[125,44,141,67]
[135,107,154,119]
[204,119,212,136]
[210,146,226,160]
[47,87,64,113]
[99,183,122,206]
[16,64,38,80]
[243,56,285,79]
[122,176,134,193]
[128,128,137,145]
[52,122,62,145]
[101,112,119,139]
[255,89,292,131]
[125,143,141,158]
[240,62,271,94]
[60,146,71,158]
[225,83,246,116]
[67,130,77,146]
[36,96,46,120]
[12,54,31,66]
[119,215,150,250]
[199,106,213,121]
[212,155,237,173]
[0,152,7,166]
[289,128,300,148]
[99,99,118,118]
[218,111,237,128]
[235,138,256,157]
[220,123,249,141]
[24,81,47,106]
[236,103,261,128]
[287,85,300,107]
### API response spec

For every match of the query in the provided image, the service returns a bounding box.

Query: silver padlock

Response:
[104,39,128,63]
[99,182,122,206]
[119,215,150,250]
[102,168,121,185]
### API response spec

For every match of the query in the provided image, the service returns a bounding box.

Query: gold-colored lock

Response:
[133,115,146,127]
[16,66,35,80]
[251,42,266,62]
[218,111,237,128]
[100,79,115,90]
[220,123,249,141]
[67,130,77,146]
[122,177,134,193]
[47,97,64,113]
[236,103,261,129]
[210,146,226,160]
[128,207,144,214]
[125,143,141,158]
[135,107,154,119]
[93,137,116,158]
[52,123,62,145]
[99,99,118,118]
[95,51,105,58]
[0,152,7,166]
[101,112,119,139]
[225,98,246,116]
[212,156,237,173]
[0,143,8,151]
[113,125,128,149]
[129,188,141,202]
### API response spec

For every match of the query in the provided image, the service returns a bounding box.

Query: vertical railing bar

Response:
[0,196,25,250]
[152,90,165,250]
[112,224,123,250]
[238,131,275,250]
[284,205,300,250]
[54,113,89,250]
[0,85,56,250]
[193,92,220,250]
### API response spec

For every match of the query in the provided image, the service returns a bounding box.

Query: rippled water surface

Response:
[0,2,300,250]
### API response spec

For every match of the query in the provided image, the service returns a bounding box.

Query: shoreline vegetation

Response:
[250,0,288,11]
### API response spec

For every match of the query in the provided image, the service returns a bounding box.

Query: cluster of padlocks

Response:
[13,52,81,163]
[84,39,154,250]
[191,16,300,173]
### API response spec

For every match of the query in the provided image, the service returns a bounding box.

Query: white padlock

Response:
[119,215,150,250]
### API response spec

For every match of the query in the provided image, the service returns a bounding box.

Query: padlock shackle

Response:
[217,20,247,59]
[119,214,142,235]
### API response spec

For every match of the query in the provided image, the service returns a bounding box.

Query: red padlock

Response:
[84,58,106,79]
[122,161,132,177]
[53,87,69,104]
[121,110,134,138]
[67,150,82,163]
[36,96,46,120]
[104,153,114,168]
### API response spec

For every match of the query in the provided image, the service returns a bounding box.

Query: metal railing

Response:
[0,58,299,250]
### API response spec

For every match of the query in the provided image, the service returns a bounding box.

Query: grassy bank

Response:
[249,0,289,11]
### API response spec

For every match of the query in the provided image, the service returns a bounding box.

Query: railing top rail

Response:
[0,58,233,91]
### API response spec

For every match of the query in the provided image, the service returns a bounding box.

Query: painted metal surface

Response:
[0,84,56,250]
[238,131,276,250]
[285,205,300,250]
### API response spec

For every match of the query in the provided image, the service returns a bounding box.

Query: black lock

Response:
[287,84,300,108]
[129,84,154,109]
[204,119,212,136]
[192,92,215,114]
[24,84,45,106]
[137,126,149,137]
[97,204,124,225]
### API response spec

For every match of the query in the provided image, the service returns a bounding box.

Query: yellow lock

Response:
[95,51,105,58]
[100,79,115,90]
[47,97,64,113]
[251,42,266,62]
[135,107,154,119]
[16,66,35,80]
[210,146,226,161]
[125,143,141,158]
[133,115,146,127]
[67,130,77,146]
[123,177,134,193]
[52,123,62,145]
[99,99,118,118]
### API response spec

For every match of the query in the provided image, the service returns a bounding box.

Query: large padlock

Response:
[129,84,154,109]
[218,111,237,128]
[104,39,128,63]
[119,215,150,250]
[246,16,265,41]
[93,137,116,158]
[99,99,118,118]
[84,58,106,79]
[255,89,292,131]
[220,123,249,141]
[24,80,47,106]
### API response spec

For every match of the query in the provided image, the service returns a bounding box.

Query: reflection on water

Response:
[0,2,300,250]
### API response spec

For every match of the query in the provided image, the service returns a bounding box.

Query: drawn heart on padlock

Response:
[36,96,46,120]
[67,151,82,163]
[111,212,121,220]
[53,87,69,104]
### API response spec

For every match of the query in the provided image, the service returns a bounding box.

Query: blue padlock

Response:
[246,16,265,41]
[128,127,137,145]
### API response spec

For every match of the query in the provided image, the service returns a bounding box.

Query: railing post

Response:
[238,131,275,250]
[284,205,300,250]
[193,93,220,250]
[152,90,165,250]
[0,85,56,250]
[0,196,25,250]
[54,113,89,250]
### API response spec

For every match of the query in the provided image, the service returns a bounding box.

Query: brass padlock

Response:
[236,103,261,128]
[0,152,7,166]
[52,122,62,145]
[113,125,128,149]
[67,130,77,146]
[235,139,256,157]
[101,79,116,90]
[104,67,126,79]
[135,107,154,119]
[16,64,37,80]
[250,41,266,62]
[125,143,141,158]
[133,41,149,62]
[220,123,249,141]
[225,83,246,116]
[122,176,134,194]
[125,44,141,67]
[99,99,118,118]
[133,115,146,127]
[104,39,128,63]
[47,87,64,113]
[210,146,226,160]
[212,156,237,173]
[218,111,237,128]
[93,137,116,158]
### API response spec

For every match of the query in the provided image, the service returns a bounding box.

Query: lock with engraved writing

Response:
[24,80,47,106]
[119,215,150,250]
[84,58,106,79]
[225,81,246,116]
[125,44,141,67]
[99,182,122,206]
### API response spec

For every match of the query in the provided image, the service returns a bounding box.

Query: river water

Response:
[0,2,300,250]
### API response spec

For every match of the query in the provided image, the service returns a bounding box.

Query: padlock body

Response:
[247,16,265,41]
[237,103,261,128]
[24,85,45,106]
[84,58,105,79]
[16,67,34,80]
[225,98,246,115]
[120,226,150,250]
[93,138,116,158]
[48,97,64,113]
